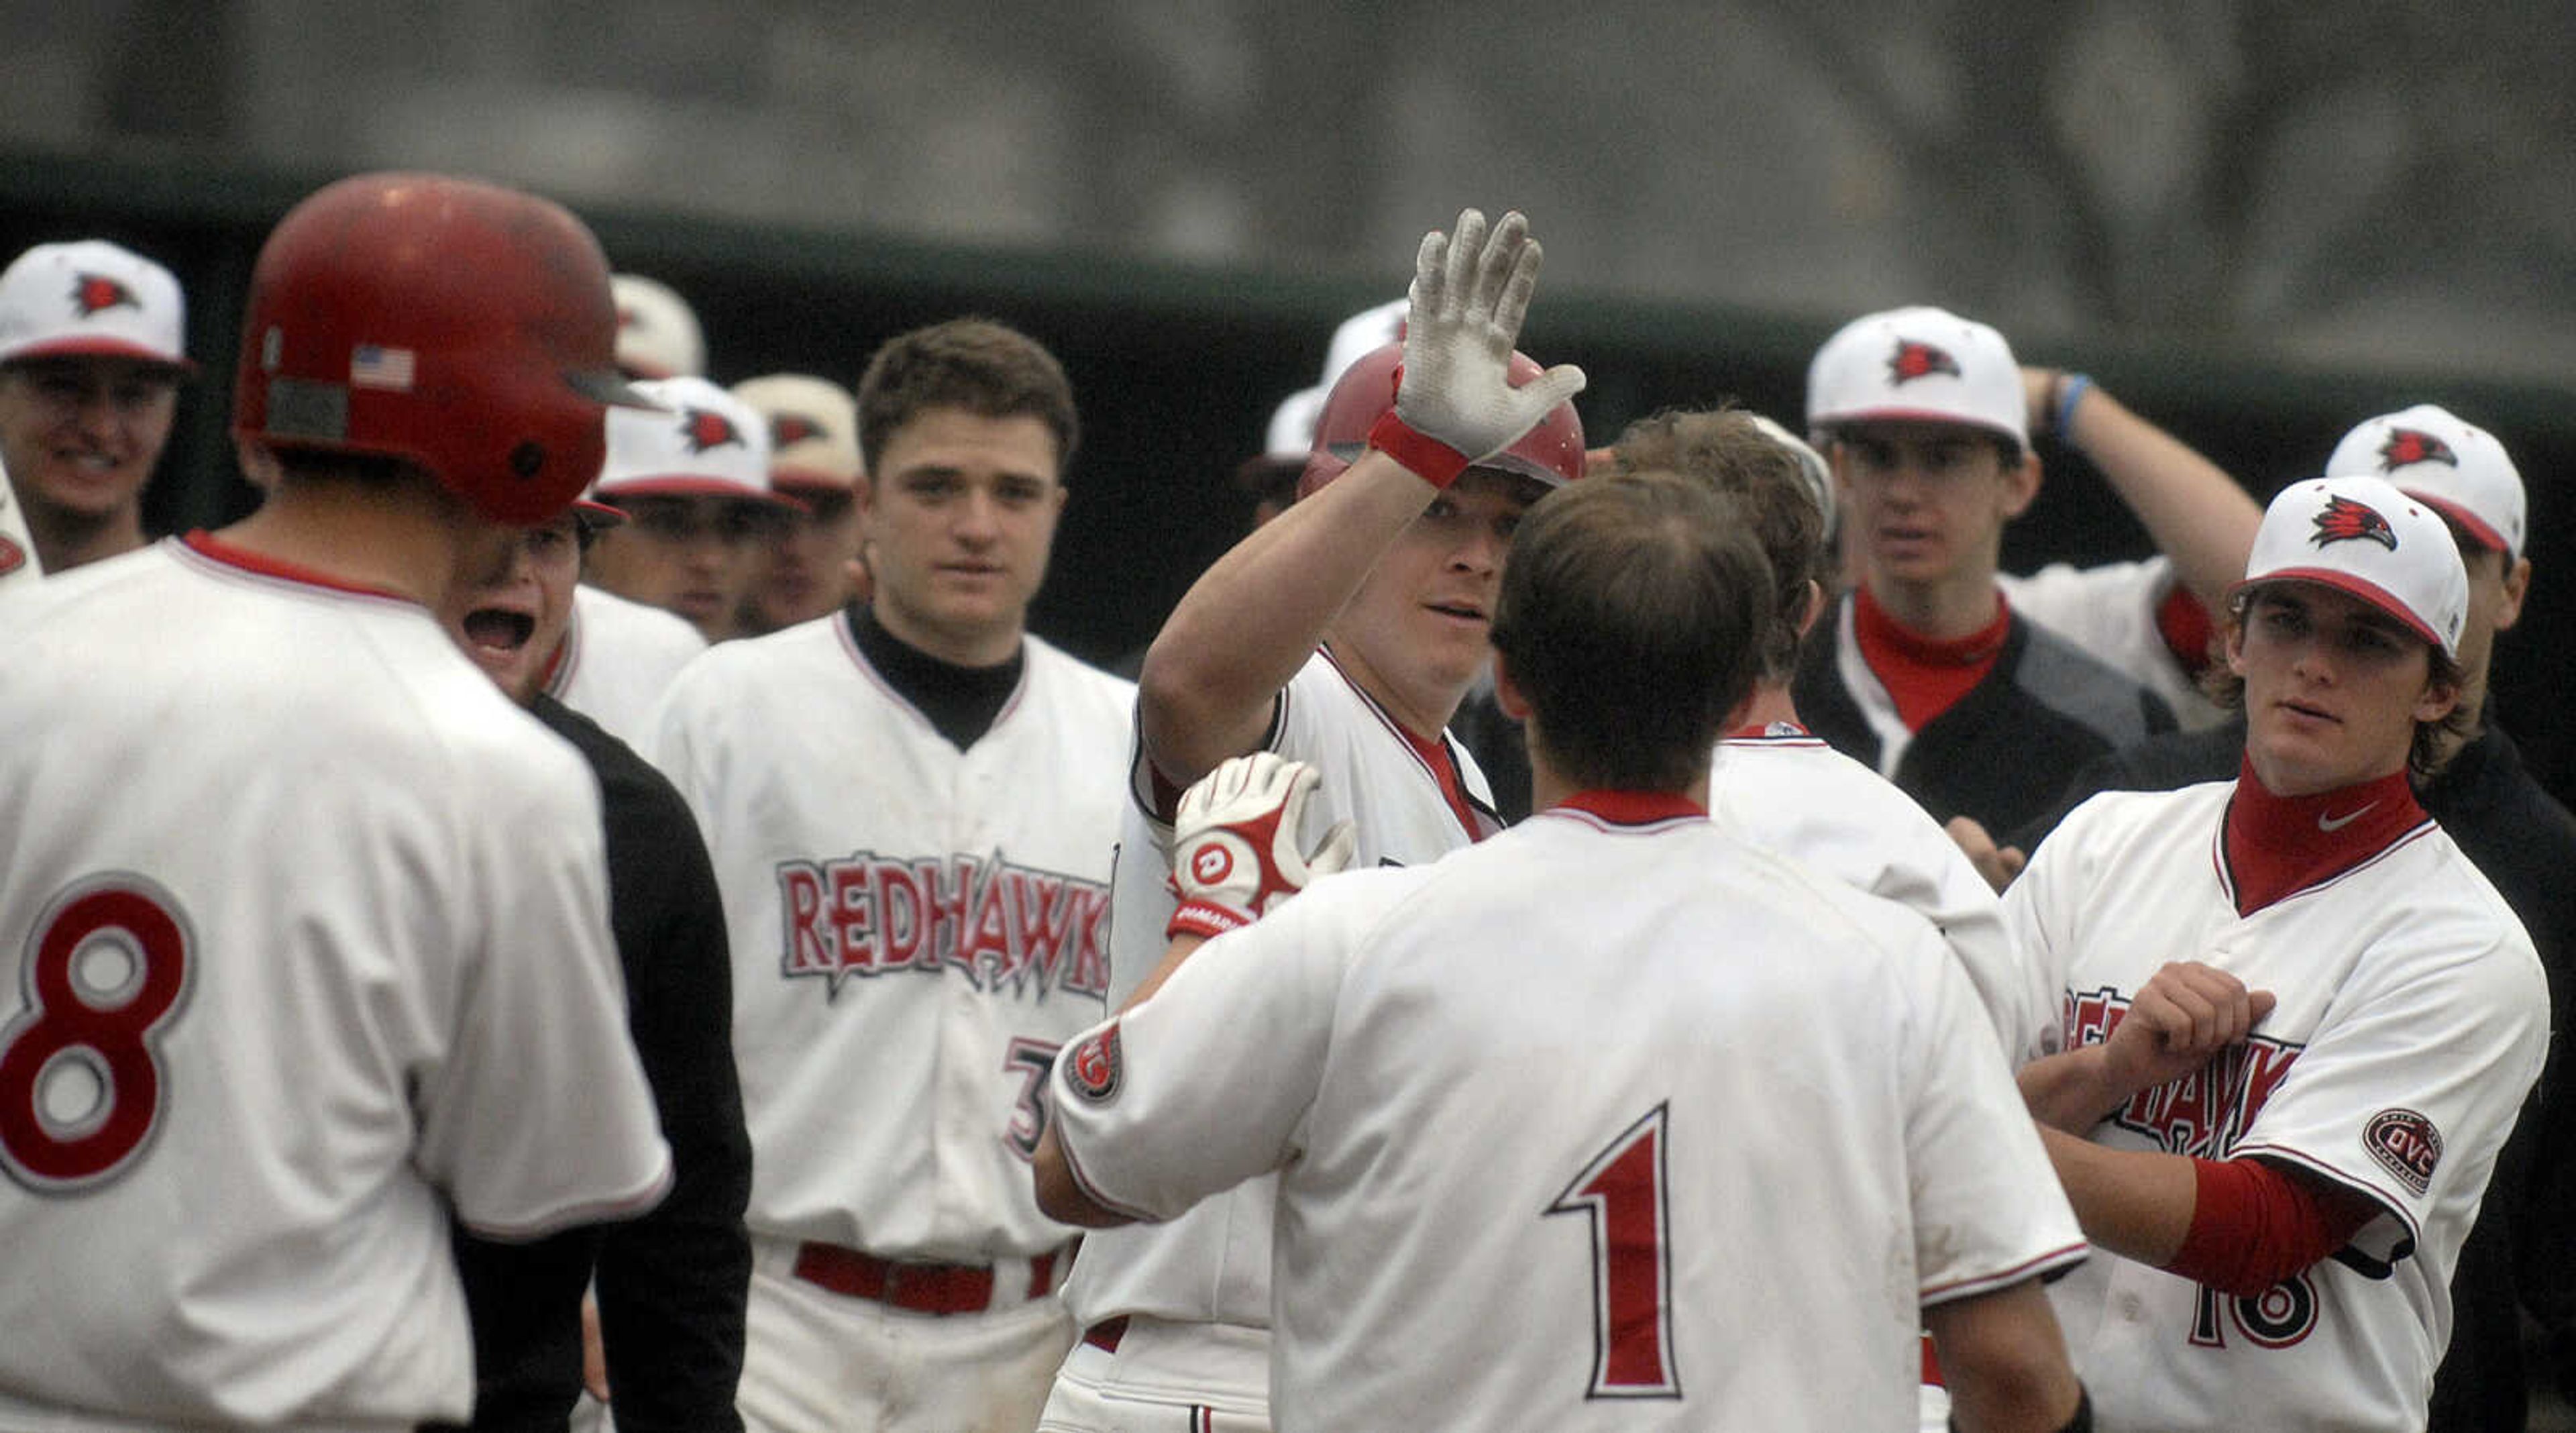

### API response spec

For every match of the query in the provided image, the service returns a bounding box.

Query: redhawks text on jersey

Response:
[773,851,1110,999]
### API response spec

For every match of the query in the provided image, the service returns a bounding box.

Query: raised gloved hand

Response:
[1165,753,1356,943]
[1371,207,1588,488]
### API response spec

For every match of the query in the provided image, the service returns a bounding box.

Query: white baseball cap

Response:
[2324,404,2523,561]
[595,376,792,507]
[2234,474,2469,661]
[610,273,704,380]
[1257,298,1410,462]
[731,372,860,494]
[0,240,192,372]
[1806,305,2024,450]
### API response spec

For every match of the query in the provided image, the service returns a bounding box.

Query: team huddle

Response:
[0,177,2564,1433]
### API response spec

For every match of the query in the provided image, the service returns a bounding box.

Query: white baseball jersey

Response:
[648,613,1132,1258]
[0,537,672,1428]
[2005,782,2548,1432]
[1711,724,2053,1063]
[1061,647,1501,1339]
[550,582,708,751]
[1052,796,2088,1433]
[0,456,40,594]
[2000,559,2227,730]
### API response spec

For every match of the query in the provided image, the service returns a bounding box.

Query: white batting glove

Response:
[1165,753,1356,943]
[1371,207,1587,488]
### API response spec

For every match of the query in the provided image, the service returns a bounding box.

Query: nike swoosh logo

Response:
[2318,801,2380,833]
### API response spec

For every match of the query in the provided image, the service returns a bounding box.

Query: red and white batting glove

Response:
[1370,207,1587,488]
[1166,753,1356,943]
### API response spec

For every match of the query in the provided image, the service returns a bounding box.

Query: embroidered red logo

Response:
[0,533,23,576]
[1065,1023,1122,1104]
[680,408,743,454]
[72,273,138,318]
[2363,1108,2440,1195]
[616,305,641,331]
[773,851,1111,998]
[771,413,826,448]
[2310,494,2398,551]
[1886,339,1962,385]
[2377,429,2457,472]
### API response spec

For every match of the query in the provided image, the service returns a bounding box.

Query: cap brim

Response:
[595,476,806,511]
[2402,491,2512,557]
[2229,568,2448,653]
[568,367,659,409]
[1817,407,2021,447]
[1,337,197,376]
[770,468,859,496]
[573,498,627,529]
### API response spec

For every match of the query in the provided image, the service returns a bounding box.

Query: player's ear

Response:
[1998,445,2041,520]
[2496,555,2532,631]
[1793,578,1827,638]
[1491,653,1531,723]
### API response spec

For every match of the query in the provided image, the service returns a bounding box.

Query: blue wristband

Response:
[2053,372,2094,444]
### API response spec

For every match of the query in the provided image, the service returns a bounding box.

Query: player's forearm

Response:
[2055,380,2261,611]
[2035,1124,2196,1267]
[1923,1280,2085,1433]
[2015,1045,2125,1132]
[1140,452,1437,782]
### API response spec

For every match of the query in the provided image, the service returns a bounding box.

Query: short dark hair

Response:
[1489,470,1774,792]
[855,317,1079,475]
[1605,407,1826,682]
[2204,583,2474,781]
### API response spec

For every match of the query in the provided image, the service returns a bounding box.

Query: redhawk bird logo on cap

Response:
[71,273,139,318]
[1887,339,1962,385]
[2311,494,2399,551]
[680,408,743,455]
[2377,428,2459,472]
[616,305,641,331]
[771,413,826,448]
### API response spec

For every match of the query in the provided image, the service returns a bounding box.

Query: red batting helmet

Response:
[233,172,638,526]
[1297,340,1585,500]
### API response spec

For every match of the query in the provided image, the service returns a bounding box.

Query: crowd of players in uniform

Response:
[0,180,2567,1433]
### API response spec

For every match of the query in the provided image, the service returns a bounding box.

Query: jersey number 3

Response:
[1546,1103,1680,1399]
[0,880,194,1192]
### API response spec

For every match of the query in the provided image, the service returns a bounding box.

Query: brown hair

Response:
[1489,470,1774,792]
[1602,407,1827,683]
[855,318,1078,475]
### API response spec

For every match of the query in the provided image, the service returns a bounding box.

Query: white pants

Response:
[1034,1317,1271,1433]
[738,1239,1076,1433]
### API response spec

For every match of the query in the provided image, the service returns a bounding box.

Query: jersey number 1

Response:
[1545,1102,1680,1398]
[0,880,193,1191]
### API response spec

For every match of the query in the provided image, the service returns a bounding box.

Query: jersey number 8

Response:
[0,878,194,1192]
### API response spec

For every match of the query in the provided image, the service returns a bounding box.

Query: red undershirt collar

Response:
[2220,757,2427,917]
[1852,584,2011,729]
[1554,789,1708,825]
[181,531,416,602]
[1391,721,1490,841]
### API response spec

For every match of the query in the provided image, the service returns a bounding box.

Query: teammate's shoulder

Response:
[575,582,709,657]
[1022,631,1139,706]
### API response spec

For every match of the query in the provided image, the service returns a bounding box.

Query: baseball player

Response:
[612,272,706,380]
[1595,407,2050,1067]
[585,373,799,643]
[1792,305,2176,837]
[1036,469,2094,1433]
[647,317,1132,1433]
[1982,403,2576,1430]
[440,499,755,1432]
[0,172,672,1428]
[2004,474,2548,1431]
[731,372,867,635]
[1038,209,1585,1432]
[0,238,193,575]
[543,579,711,751]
